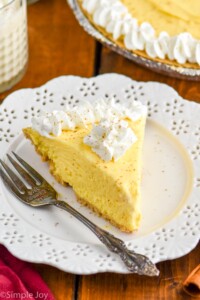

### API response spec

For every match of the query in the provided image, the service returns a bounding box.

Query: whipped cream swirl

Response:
[31,103,95,137]
[82,0,200,65]
[31,97,147,137]
[31,97,146,161]
[84,117,137,161]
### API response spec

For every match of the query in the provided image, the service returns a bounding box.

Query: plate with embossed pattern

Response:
[0,74,199,274]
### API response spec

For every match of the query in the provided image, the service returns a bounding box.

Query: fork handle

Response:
[54,200,159,276]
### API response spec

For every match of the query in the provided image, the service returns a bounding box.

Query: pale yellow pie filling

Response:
[122,0,200,39]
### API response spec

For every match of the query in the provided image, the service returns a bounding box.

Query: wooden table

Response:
[0,0,199,299]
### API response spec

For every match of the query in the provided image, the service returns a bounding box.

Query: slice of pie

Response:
[23,99,147,232]
[78,0,200,68]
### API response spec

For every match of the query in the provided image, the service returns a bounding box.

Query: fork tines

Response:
[0,152,42,194]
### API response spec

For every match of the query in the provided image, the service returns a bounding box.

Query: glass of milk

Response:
[0,0,28,93]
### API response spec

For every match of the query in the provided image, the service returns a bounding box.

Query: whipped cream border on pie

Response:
[80,0,200,66]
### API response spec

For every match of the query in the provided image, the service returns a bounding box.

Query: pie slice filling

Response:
[23,98,147,232]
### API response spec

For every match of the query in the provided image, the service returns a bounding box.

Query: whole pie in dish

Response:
[23,98,147,232]
[78,0,200,68]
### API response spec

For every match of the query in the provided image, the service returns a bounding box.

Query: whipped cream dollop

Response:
[82,0,200,65]
[31,106,93,137]
[31,97,147,137]
[84,117,137,161]
[31,97,146,161]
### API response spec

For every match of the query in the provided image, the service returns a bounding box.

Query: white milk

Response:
[0,0,28,92]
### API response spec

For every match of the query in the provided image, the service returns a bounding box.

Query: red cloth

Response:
[0,245,55,300]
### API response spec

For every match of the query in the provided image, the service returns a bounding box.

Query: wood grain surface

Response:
[0,0,199,299]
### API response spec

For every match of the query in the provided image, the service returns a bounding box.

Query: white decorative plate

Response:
[0,74,199,274]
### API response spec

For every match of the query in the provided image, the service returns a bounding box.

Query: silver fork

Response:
[0,152,159,276]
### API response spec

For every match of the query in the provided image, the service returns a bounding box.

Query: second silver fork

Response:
[0,152,159,276]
